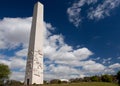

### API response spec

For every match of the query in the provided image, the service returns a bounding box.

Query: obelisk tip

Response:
[36,1,43,6]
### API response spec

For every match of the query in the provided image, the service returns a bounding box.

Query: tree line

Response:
[69,74,118,83]
[48,72,120,85]
[0,63,120,86]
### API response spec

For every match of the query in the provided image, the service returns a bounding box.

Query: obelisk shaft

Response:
[25,2,44,85]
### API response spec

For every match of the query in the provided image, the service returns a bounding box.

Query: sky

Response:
[0,0,120,81]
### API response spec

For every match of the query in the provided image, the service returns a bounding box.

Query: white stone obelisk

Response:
[25,2,44,85]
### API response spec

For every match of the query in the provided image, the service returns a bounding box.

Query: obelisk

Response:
[25,2,44,85]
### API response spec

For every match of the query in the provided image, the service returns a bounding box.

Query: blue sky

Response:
[0,0,120,81]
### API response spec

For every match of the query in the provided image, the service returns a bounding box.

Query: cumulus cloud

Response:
[0,17,31,81]
[0,17,31,49]
[109,63,120,69]
[73,48,93,60]
[0,17,94,81]
[10,71,25,82]
[44,35,93,62]
[44,64,80,80]
[0,17,118,81]
[82,60,105,73]
[103,63,120,74]
[9,57,26,70]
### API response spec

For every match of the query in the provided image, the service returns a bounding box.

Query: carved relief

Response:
[26,49,34,76]
[33,68,41,77]
[26,49,43,77]
[33,50,43,76]
[28,49,34,57]
[34,50,43,58]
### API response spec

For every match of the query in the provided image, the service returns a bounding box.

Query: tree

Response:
[117,71,120,86]
[90,76,100,82]
[83,77,91,82]
[50,79,61,84]
[6,80,23,86]
[101,74,112,82]
[0,63,11,85]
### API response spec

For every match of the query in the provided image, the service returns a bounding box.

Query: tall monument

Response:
[25,2,44,85]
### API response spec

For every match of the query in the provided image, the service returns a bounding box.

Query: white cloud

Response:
[10,71,25,82]
[15,48,28,57]
[0,17,31,49]
[0,56,26,81]
[0,17,30,81]
[73,48,93,60]
[93,57,100,61]
[67,0,97,27]
[9,57,26,70]
[56,60,105,74]
[88,0,120,20]
[109,63,120,69]
[82,60,105,73]
[0,56,26,71]
[67,0,120,27]
[0,54,7,59]
[102,58,112,64]
[44,64,80,80]
[102,63,120,74]
[0,17,117,82]
[0,59,11,66]
[44,32,93,62]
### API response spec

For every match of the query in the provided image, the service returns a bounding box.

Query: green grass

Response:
[41,82,118,86]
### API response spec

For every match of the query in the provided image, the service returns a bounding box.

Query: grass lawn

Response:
[41,82,118,86]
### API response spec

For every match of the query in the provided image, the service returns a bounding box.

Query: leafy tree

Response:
[117,71,120,86]
[6,80,23,86]
[44,80,48,84]
[91,76,100,82]
[83,77,91,82]
[101,74,112,82]
[69,78,82,83]
[111,75,117,83]
[50,79,61,84]
[0,63,11,85]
